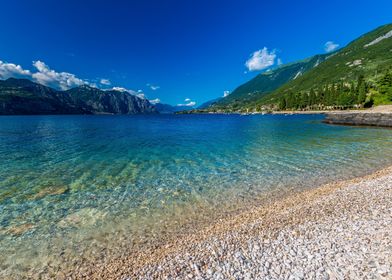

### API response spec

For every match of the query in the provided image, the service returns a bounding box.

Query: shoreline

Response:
[70,165,392,279]
[186,105,392,116]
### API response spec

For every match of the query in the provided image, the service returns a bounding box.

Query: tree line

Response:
[278,69,392,110]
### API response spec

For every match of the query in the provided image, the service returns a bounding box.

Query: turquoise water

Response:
[1,114,392,277]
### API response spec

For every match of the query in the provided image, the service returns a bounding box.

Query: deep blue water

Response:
[1,114,392,276]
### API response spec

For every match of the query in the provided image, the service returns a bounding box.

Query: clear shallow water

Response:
[1,114,392,277]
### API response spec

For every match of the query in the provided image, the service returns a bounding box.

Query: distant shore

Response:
[180,105,392,116]
[66,165,392,279]
[273,104,392,115]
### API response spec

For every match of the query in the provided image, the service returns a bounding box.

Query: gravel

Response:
[31,167,392,279]
[115,168,392,280]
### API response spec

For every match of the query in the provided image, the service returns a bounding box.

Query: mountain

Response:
[154,102,195,113]
[209,54,329,111]
[197,97,222,109]
[154,103,177,114]
[207,23,392,112]
[258,23,392,109]
[0,78,85,114]
[66,86,156,114]
[0,78,156,115]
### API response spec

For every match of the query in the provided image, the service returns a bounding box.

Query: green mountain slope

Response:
[206,23,392,112]
[209,54,329,110]
[256,23,392,109]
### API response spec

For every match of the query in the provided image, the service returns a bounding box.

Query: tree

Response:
[278,97,286,110]
[309,89,316,106]
[379,71,392,88]
[378,70,392,101]
[352,75,364,104]
[300,92,309,109]
[357,81,367,104]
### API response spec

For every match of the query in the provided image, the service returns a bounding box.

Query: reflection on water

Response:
[1,114,392,277]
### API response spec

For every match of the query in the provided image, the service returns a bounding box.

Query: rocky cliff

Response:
[0,78,156,115]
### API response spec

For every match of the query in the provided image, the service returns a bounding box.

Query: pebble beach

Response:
[76,166,392,280]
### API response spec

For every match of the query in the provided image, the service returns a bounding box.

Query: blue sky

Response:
[0,0,391,106]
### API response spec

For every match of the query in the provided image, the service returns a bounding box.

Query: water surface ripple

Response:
[0,114,392,277]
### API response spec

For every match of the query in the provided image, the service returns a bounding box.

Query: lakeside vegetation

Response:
[278,69,392,111]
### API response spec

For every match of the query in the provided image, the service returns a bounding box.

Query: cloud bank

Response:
[0,60,31,79]
[32,61,89,90]
[0,59,161,102]
[0,59,92,90]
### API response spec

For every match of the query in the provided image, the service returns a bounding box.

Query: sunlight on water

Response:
[1,114,392,277]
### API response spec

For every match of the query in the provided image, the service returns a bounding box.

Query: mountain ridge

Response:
[204,23,392,112]
[0,78,156,115]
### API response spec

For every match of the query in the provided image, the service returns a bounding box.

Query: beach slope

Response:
[90,167,392,280]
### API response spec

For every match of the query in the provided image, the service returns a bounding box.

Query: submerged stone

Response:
[29,186,69,200]
[57,208,107,228]
[6,223,35,236]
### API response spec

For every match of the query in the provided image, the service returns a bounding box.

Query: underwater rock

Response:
[58,208,107,228]
[6,223,35,236]
[29,186,69,200]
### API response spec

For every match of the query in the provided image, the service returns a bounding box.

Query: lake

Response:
[1,114,392,277]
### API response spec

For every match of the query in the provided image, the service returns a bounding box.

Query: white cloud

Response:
[245,47,277,71]
[110,86,146,99]
[149,98,161,104]
[0,59,90,90]
[135,90,146,99]
[177,98,196,107]
[324,41,339,53]
[177,101,196,107]
[223,90,230,97]
[100,78,111,85]
[0,60,31,79]
[32,60,89,90]
[111,87,142,95]
[277,58,283,66]
[147,83,160,90]
[111,86,128,92]
[0,59,148,97]
[109,86,133,94]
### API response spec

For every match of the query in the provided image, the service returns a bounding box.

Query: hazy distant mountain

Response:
[0,78,156,115]
[197,97,222,109]
[154,102,195,113]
